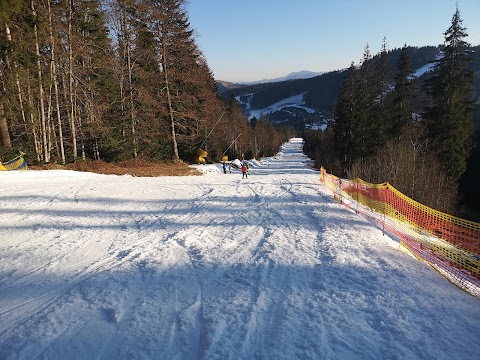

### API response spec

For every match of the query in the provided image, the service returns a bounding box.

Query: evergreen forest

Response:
[0,0,292,166]
[1,2,478,219]
[303,8,479,219]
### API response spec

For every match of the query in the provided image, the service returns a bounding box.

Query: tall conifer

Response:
[356,44,379,160]
[371,38,391,145]
[0,0,31,150]
[141,0,210,160]
[130,15,166,158]
[391,45,414,138]
[423,6,474,182]
[333,62,357,174]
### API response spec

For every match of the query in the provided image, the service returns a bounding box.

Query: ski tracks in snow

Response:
[1,140,480,360]
[0,175,216,359]
[185,170,337,359]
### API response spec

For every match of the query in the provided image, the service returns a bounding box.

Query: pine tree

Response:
[111,0,140,160]
[0,1,337,166]
[356,44,380,160]
[391,45,414,138]
[255,115,276,157]
[151,0,206,161]
[130,14,167,159]
[334,43,396,176]
[216,94,236,159]
[333,62,357,174]
[371,37,391,145]
[423,6,474,183]
[71,0,119,160]
[0,0,31,150]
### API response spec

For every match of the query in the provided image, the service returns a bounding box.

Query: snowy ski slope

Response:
[0,138,479,359]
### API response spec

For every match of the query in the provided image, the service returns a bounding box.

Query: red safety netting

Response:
[320,167,480,299]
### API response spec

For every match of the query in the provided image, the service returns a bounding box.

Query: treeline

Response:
[304,7,476,215]
[0,0,291,165]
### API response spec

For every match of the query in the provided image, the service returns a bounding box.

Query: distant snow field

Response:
[1,139,479,360]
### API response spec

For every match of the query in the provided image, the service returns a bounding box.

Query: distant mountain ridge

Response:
[238,70,325,85]
[216,70,324,93]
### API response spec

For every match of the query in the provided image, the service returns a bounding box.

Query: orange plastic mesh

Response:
[320,167,480,299]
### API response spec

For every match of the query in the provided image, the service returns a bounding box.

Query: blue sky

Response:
[187,0,480,83]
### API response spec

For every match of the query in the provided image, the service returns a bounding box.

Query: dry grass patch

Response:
[30,159,202,177]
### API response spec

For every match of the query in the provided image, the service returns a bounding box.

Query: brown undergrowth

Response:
[29,159,202,177]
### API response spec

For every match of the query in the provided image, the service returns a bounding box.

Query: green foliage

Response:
[0,0,28,20]
[387,46,438,78]
[332,44,391,175]
[303,127,339,174]
[333,63,358,173]
[422,6,475,183]
[370,38,392,144]
[459,129,480,216]
[390,45,415,138]
[219,45,477,128]
[321,7,477,215]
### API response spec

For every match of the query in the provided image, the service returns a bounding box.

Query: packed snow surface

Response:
[1,138,479,360]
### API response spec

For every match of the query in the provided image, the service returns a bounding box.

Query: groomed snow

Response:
[1,138,479,360]
[247,93,316,120]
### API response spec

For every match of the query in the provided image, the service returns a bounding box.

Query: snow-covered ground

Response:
[1,138,479,360]
[245,93,316,120]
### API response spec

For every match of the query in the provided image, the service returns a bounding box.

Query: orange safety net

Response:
[320,167,480,299]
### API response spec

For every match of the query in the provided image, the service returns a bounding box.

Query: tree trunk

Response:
[0,102,12,148]
[160,28,179,161]
[127,40,137,158]
[47,0,66,164]
[4,21,28,146]
[14,72,28,136]
[1,23,13,148]
[121,2,137,158]
[68,0,78,160]
[32,0,49,162]
[27,82,41,161]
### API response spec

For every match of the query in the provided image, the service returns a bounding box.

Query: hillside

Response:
[218,45,480,131]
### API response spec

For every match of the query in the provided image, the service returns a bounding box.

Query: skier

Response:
[241,163,248,179]
[222,162,227,174]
